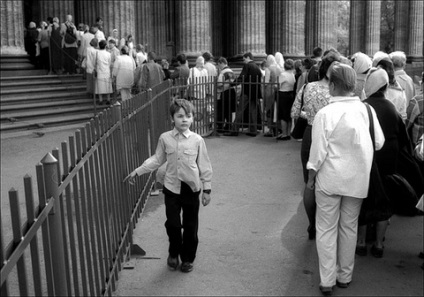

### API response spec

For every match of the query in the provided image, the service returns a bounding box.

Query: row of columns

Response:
[1,0,423,61]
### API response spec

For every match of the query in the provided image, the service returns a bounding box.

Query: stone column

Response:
[175,0,211,58]
[407,0,424,57]
[280,0,305,56]
[304,0,316,56]
[211,0,223,58]
[229,0,266,59]
[364,0,381,56]
[1,0,26,55]
[39,0,74,25]
[349,0,366,55]
[98,0,135,40]
[75,0,97,27]
[393,0,409,53]
[315,0,337,52]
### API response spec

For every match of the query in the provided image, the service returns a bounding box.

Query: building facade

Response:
[1,0,423,64]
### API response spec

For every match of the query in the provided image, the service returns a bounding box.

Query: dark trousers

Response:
[233,94,258,133]
[217,88,236,130]
[163,182,200,263]
[63,47,77,74]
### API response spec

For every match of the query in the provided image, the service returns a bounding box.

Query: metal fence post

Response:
[41,152,68,296]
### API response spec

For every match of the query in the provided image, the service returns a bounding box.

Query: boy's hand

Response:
[202,193,211,206]
[123,171,137,185]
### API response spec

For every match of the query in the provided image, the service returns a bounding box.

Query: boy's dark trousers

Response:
[163,182,200,263]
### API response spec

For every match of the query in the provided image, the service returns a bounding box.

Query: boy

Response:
[124,99,213,273]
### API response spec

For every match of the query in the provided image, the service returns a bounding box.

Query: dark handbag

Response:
[359,104,391,225]
[291,84,308,139]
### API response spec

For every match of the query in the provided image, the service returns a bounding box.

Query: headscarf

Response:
[266,55,277,67]
[372,51,390,67]
[352,52,372,74]
[196,56,205,69]
[364,68,389,98]
[275,52,285,70]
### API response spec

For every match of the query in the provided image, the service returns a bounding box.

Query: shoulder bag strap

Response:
[300,83,307,110]
[365,103,376,151]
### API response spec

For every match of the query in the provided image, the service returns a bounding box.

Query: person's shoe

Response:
[180,262,194,273]
[336,280,350,288]
[418,252,424,259]
[307,225,316,240]
[319,285,333,296]
[355,245,367,256]
[371,244,384,258]
[223,132,239,136]
[263,132,274,137]
[276,135,291,141]
[167,255,179,271]
[246,132,257,137]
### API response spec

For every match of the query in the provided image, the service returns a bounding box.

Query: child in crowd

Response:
[124,99,213,273]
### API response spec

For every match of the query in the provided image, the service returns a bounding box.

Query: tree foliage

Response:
[380,0,395,53]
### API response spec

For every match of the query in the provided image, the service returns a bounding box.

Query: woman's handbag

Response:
[291,84,308,139]
[359,104,391,224]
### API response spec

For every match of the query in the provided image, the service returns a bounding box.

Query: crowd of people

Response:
[24,15,423,295]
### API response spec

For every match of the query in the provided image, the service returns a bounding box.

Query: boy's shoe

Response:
[180,262,194,273]
[371,244,384,258]
[355,245,367,256]
[167,255,179,271]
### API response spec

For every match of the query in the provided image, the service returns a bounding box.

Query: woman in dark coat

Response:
[24,22,39,66]
[50,19,63,74]
[356,68,409,258]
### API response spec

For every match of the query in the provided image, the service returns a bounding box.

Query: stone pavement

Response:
[111,133,423,296]
[1,130,423,296]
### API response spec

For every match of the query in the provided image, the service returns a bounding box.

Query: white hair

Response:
[389,51,407,69]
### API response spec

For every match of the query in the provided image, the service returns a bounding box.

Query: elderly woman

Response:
[351,52,372,99]
[277,59,296,140]
[263,54,282,137]
[307,63,385,296]
[356,68,410,258]
[112,46,136,101]
[291,52,341,240]
[94,40,113,105]
[187,56,208,101]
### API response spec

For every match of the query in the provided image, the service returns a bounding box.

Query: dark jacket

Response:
[236,61,262,100]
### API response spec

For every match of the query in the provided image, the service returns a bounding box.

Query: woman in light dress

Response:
[94,39,113,104]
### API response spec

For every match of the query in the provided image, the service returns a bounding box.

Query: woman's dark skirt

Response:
[277,91,295,122]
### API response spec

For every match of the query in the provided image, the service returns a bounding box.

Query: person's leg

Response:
[303,184,316,239]
[337,196,363,284]
[249,98,258,134]
[180,182,200,264]
[315,188,341,288]
[356,225,368,255]
[163,187,183,259]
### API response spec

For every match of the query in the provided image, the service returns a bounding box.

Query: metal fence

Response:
[1,75,281,296]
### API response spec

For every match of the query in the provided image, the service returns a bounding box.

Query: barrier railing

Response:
[1,76,282,296]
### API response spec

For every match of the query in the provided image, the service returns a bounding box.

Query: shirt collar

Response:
[329,95,361,104]
[172,127,193,138]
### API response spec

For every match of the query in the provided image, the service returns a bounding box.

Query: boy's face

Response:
[172,108,193,133]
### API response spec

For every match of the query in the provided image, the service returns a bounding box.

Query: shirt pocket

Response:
[183,149,197,165]
[165,148,175,159]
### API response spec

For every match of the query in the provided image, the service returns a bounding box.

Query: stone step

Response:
[0,112,95,132]
[1,104,94,121]
[1,98,93,112]
[0,84,86,95]
[0,91,89,105]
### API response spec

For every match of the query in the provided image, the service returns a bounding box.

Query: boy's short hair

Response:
[99,40,107,49]
[202,51,213,62]
[170,99,194,118]
[108,39,116,45]
[313,47,323,58]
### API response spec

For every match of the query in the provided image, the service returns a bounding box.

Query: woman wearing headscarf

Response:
[276,59,296,140]
[263,55,282,137]
[356,68,410,258]
[50,17,63,74]
[307,63,384,296]
[25,22,39,66]
[94,40,113,104]
[112,46,136,101]
[351,52,372,99]
[187,56,208,101]
[275,52,285,72]
[290,52,341,240]
[376,58,408,121]
[38,21,50,70]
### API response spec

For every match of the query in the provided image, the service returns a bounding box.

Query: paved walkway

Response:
[1,130,423,296]
[111,133,423,296]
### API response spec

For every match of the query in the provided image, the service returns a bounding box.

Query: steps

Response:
[0,74,96,136]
